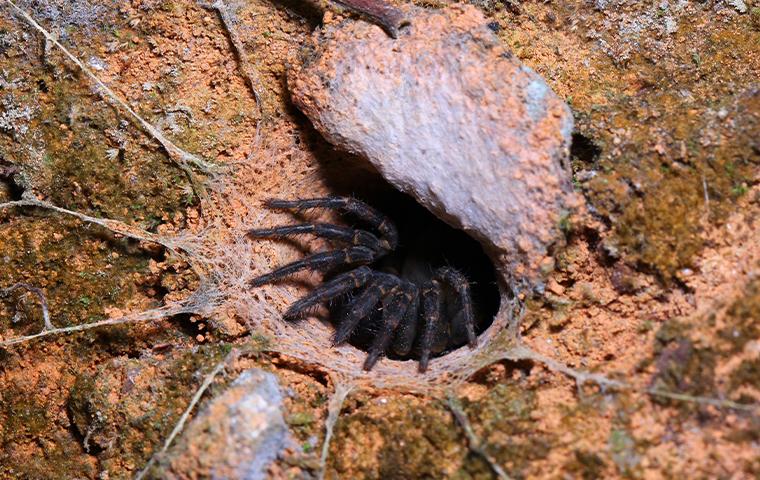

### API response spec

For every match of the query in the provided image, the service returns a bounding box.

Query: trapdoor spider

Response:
[248,196,484,372]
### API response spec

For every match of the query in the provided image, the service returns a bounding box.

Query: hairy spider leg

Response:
[419,283,442,372]
[247,223,388,255]
[333,273,399,345]
[434,267,477,348]
[283,266,373,320]
[390,285,420,357]
[250,246,375,287]
[265,197,399,251]
[363,282,417,370]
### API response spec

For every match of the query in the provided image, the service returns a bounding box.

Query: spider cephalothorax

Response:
[248,196,480,372]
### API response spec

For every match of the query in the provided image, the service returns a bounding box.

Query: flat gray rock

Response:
[161,369,288,480]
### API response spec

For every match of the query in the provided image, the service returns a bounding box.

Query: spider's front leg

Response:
[283,266,373,320]
[249,246,375,287]
[264,197,398,251]
[248,223,388,254]
[248,196,398,287]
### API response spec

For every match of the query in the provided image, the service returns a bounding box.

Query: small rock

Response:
[161,369,288,480]
[726,0,748,13]
[546,278,565,295]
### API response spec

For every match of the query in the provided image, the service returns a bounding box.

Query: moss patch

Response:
[328,395,465,479]
[67,344,229,475]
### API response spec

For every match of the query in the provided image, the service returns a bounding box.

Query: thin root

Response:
[504,342,625,391]
[0,194,194,262]
[200,0,269,120]
[446,393,512,480]
[319,380,353,480]
[0,302,196,348]
[135,349,236,480]
[502,342,759,413]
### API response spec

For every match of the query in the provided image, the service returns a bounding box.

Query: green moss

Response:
[614,175,704,280]
[67,344,229,475]
[563,450,608,480]
[571,24,760,282]
[0,372,95,478]
[718,277,760,354]
[328,396,462,479]
[287,411,315,426]
[376,405,463,480]
[751,7,760,31]
[728,358,760,397]
[608,428,640,475]
[41,79,192,225]
[0,217,150,337]
[460,384,551,479]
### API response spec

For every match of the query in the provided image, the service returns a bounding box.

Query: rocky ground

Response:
[0,0,758,478]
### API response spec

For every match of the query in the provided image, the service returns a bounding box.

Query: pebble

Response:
[160,369,289,480]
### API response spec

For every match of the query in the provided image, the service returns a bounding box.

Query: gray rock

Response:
[162,369,288,480]
[289,4,578,287]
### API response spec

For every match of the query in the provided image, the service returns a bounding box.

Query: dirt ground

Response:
[0,0,758,479]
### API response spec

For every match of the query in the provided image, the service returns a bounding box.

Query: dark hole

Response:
[0,161,23,201]
[570,133,601,166]
[313,161,501,363]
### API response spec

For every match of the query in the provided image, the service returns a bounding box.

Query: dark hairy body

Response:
[247,196,486,372]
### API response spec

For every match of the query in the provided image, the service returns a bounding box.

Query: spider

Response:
[247,196,479,372]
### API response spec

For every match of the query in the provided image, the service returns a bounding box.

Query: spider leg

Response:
[390,285,420,357]
[247,223,387,254]
[434,267,477,348]
[333,273,398,346]
[363,282,416,370]
[250,246,376,287]
[265,197,398,250]
[283,266,372,320]
[418,282,442,373]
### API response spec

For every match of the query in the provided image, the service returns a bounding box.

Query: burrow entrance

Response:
[282,153,502,365]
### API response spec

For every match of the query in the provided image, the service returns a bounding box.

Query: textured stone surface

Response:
[289,4,577,287]
[162,369,288,480]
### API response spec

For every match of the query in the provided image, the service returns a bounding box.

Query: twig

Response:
[201,0,268,119]
[4,0,215,175]
[0,194,215,285]
[504,342,625,391]
[318,381,353,480]
[446,394,512,480]
[0,282,52,330]
[503,342,759,413]
[0,302,194,347]
[135,350,234,480]
[0,195,178,253]
[647,388,759,413]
